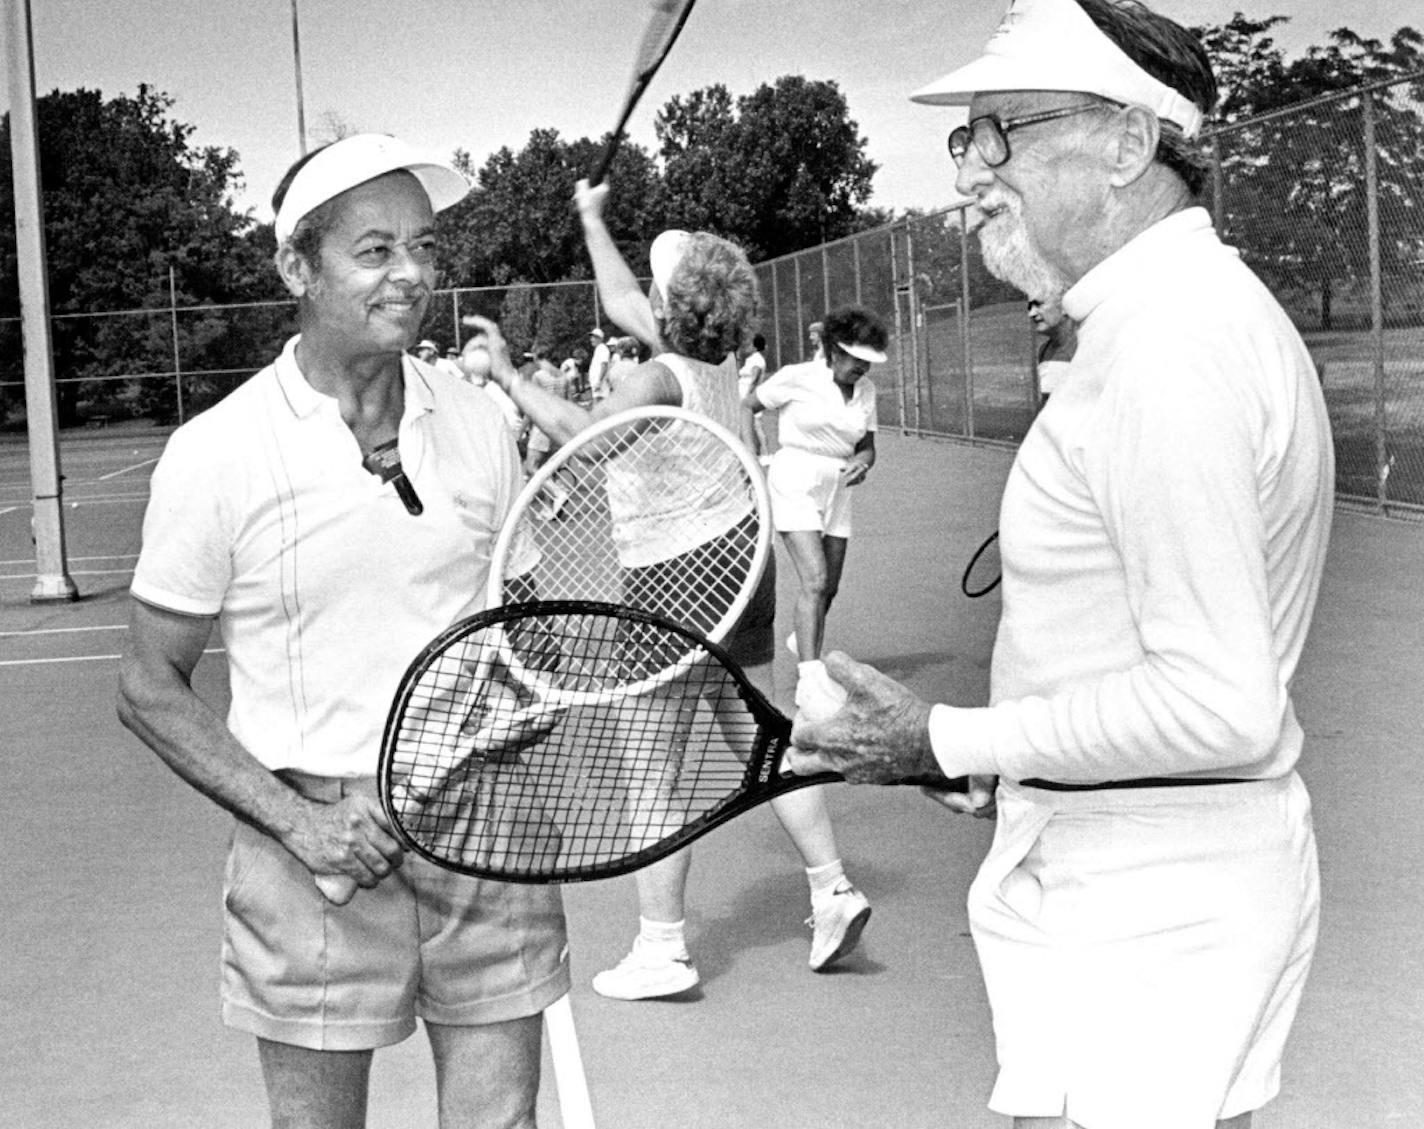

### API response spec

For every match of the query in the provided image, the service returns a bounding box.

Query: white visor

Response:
[649,230,692,298]
[274,133,470,243]
[835,340,887,364]
[909,0,1205,139]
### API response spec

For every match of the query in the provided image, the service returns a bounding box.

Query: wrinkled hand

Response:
[287,791,405,893]
[573,178,609,222]
[785,652,939,784]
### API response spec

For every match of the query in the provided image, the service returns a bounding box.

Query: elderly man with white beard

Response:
[786,2,1335,1128]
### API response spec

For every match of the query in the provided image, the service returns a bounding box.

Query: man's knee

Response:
[257,1039,372,1129]
[428,1015,543,1128]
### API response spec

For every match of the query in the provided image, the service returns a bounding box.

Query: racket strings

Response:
[387,611,765,879]
[514,422,762,645]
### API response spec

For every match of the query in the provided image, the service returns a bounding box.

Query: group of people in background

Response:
[117,1,1336,1126]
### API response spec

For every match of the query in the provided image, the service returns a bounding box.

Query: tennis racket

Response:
[590,0,700,186]
[374,600,968,883]
[490,403,772,655]
[313,404,771,903]
[961,529,1001,598]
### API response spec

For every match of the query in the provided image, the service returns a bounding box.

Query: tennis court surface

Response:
[2,425,1421,1126]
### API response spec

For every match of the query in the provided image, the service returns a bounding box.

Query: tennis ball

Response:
[462,344,493,380]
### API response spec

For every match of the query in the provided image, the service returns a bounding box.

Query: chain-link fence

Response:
[3,75,1422,513]
[1204,74,1424,513]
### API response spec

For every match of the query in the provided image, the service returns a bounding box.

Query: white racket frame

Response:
[485,404,772,708]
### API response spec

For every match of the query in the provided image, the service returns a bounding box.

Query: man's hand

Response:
[285,792,405,892]
[785,652,939,783]
[920,774,998,819]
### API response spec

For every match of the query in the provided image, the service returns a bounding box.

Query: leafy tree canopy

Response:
[1194,16,1424,327]
[0,84,272,317]
[656,75,879,259]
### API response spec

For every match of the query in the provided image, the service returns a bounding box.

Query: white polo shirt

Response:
[929,208,1333,784]
[132,337,537,777]
[756,360,877,459]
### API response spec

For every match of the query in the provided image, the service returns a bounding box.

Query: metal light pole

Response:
[291,0,307,154]
[3,0,78,601]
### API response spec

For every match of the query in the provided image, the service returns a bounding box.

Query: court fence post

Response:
[5,0,78,602]
[958,213,974,442]
[1363,93,1387,516]
[170,266,185,425]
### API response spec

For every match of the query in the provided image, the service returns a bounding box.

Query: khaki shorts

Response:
[971,773,1319,1129]
[221,773,570,1051]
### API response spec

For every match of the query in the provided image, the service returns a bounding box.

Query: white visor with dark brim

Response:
[909,0,1205,139]
[274,133,470,243]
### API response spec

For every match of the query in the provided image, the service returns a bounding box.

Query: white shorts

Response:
[767,447,852,537]
[969,774,1319,1129]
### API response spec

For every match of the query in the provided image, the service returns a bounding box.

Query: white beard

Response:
[977,196,1069,305]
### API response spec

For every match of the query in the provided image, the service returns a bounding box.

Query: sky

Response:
[6,0,1414,224]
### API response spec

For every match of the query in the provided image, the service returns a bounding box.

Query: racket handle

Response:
[315,873,358,905]
[900,772,972,791]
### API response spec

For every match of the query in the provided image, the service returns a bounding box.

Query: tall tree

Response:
[1198,19,1424,329]
[656,76,879,260]
[438,129,665,289]
[0,85,272,422]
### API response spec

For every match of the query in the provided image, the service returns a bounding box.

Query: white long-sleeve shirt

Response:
[930,208,1333,784]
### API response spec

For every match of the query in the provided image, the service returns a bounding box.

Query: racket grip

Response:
[900,772,972,791]
[315,873,358,905]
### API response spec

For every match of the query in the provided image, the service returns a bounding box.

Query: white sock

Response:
[806,860,847,905]
[637,917,687,956]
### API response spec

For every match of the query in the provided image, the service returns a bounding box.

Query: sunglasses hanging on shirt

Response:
[363,439,424,516]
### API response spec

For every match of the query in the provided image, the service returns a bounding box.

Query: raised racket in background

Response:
[961,529,1001,598]
[374,600,968,883]
[590,0,700,185]
[489,404,772,653]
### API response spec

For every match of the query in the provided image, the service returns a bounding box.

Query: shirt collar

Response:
[273,335,438,424]
[1062,207,1217,324]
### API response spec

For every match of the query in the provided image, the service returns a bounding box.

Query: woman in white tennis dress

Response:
[464,180,873,1003]
[744,306,886,673]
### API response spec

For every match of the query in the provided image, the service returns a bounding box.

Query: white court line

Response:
[98,457,160,481]
[0,555,136,567]
[0,625,127,637]
[1,568,137,580]
[0,647,224,669]
[0,494,148,516]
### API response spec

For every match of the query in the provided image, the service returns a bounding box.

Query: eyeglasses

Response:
[947,102,1107,168]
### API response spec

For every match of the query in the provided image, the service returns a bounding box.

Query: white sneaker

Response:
[807,881,871,971]
[591,938,699,1000]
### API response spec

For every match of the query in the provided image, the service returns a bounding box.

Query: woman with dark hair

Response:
[468,180,873,1001]
[744,306,887,681]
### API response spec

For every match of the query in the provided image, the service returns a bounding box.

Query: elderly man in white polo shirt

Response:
[788,2,1334,1128]
[117,134,568,1128]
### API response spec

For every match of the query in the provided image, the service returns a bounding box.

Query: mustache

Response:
[372,288,431,304]
[961,194,1021,236]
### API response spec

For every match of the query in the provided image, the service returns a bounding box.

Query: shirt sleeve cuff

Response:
[927,703,999,777]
